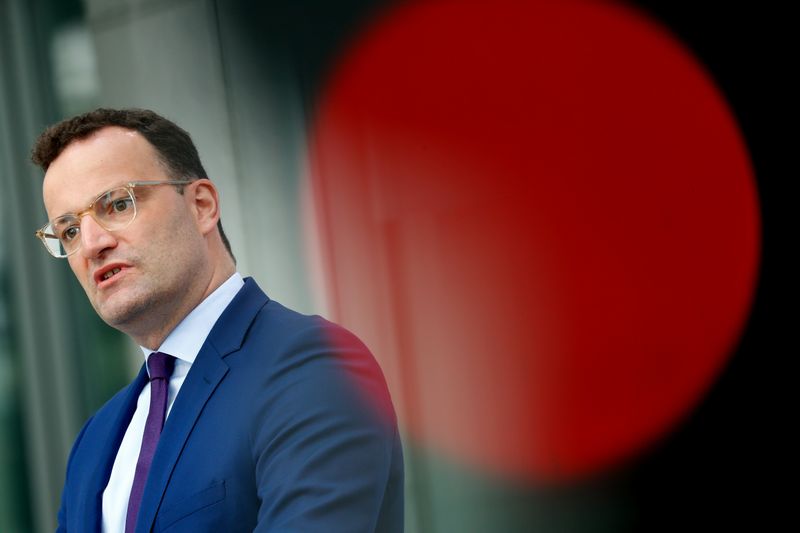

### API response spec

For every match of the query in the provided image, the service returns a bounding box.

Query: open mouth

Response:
[103,267,122,280]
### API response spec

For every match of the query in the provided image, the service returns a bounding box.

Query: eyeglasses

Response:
[35,180,194,258]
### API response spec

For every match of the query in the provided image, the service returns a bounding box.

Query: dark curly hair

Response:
[31,108,235,262]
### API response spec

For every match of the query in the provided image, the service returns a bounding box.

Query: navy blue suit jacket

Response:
[57,278,404,532]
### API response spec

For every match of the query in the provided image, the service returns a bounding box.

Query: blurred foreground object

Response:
[307,0,760,480]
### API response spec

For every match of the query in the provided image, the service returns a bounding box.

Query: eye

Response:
[110,198,133,213]
[60,225,80,242]
[97,189,134,217]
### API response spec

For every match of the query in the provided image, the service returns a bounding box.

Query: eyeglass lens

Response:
[42,187,136,256]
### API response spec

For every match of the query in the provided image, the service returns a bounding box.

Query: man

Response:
[31,108,403,532]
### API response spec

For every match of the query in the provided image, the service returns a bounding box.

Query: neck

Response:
[128,259,236,350]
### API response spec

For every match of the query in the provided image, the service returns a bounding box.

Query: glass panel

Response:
[0,197,33,533]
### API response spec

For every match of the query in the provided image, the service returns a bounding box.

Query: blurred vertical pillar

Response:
[0,1,86,530]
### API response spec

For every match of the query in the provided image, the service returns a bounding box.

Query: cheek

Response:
[147,210,204,261]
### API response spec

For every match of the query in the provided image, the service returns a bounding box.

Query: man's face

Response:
[42,126,208,336]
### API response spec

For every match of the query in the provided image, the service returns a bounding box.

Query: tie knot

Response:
[148,352,175,380]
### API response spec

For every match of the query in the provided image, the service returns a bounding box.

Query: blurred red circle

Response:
[307,0,760,480]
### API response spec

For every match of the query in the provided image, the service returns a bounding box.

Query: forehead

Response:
[42,126,164,216]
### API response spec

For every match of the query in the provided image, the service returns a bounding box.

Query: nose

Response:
[79,214,117,258]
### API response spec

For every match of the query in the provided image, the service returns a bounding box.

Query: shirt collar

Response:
[141,272,245,371]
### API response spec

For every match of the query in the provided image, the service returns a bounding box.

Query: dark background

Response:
[628,2,789,529]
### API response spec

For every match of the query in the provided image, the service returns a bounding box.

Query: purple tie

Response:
[125,352,175,533]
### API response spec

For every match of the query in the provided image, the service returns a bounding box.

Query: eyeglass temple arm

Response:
[128,179,195,187]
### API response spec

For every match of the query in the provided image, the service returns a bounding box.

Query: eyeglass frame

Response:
[34,179,196,258]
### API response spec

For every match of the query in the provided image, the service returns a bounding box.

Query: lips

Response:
[93,263,130,286]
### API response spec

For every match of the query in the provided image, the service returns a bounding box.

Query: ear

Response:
[188,179,221,236]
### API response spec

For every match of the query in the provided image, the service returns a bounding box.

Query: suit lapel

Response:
[82,364,148,533]
[133,278,269,532]
[133,345,229,533]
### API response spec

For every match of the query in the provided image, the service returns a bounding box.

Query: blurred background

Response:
[0,1,788,532]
